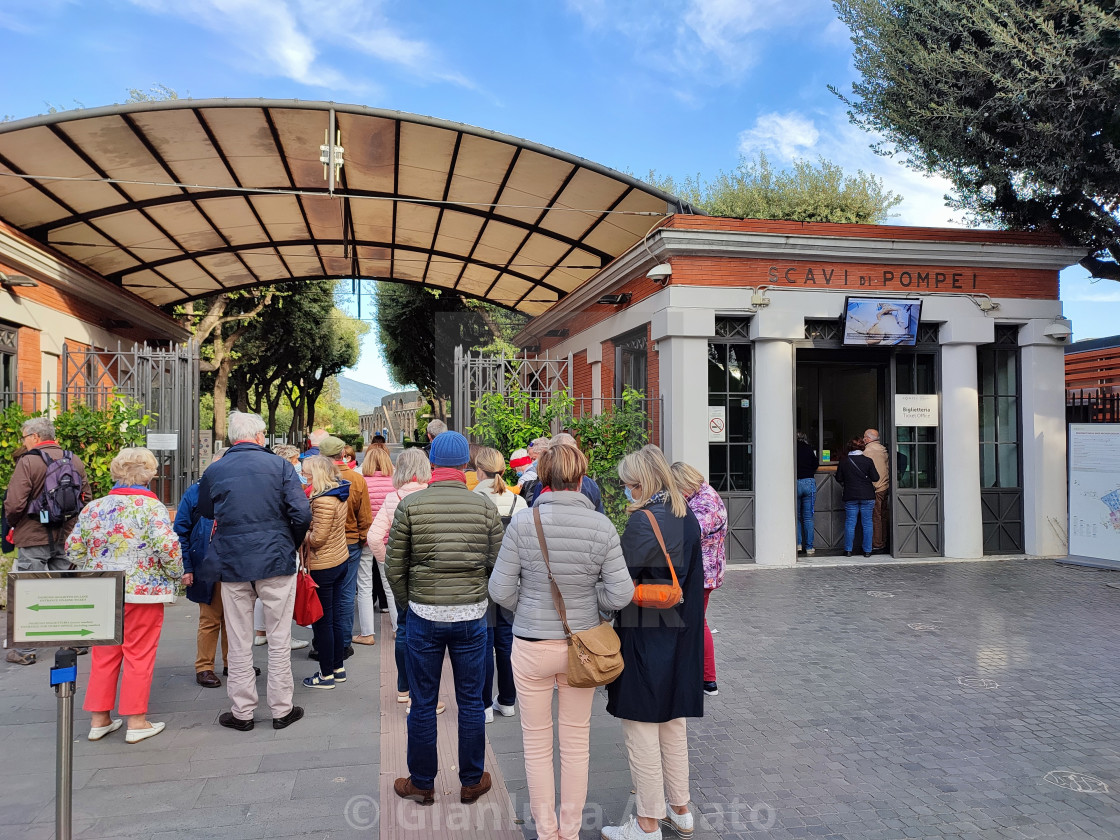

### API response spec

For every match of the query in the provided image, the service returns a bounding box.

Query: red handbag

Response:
[293,567,324,625]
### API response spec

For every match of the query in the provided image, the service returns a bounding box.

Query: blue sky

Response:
[2,0,1114,391]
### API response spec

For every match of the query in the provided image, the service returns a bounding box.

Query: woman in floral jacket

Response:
[66,447,182,745]
[670,462,727,697]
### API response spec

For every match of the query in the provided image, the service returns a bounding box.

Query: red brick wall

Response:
[570,350,592,417]
[601,339,615,401]
[1066,346,1120,394]
[16,327,40,412]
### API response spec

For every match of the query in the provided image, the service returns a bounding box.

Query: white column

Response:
[657,335,709,473]
[940,343,984,558]
[752,339,797,566]
[1020,321,1070,557]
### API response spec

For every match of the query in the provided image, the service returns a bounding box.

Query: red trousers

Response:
[703,589,716,683]
[83,602,165,716]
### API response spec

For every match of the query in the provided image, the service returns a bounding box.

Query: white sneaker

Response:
[806,549,816,556]
[253,636,267,646]
[659,805,694,838]
[290,638,310,650]
[484,706,494,724]
[602,816,662,840]
[493,701,516,717]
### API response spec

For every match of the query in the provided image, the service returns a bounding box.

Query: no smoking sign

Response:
[708,406,726,442]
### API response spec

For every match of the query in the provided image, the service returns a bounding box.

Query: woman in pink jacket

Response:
[354,444,395,645]
[367,447,432,703]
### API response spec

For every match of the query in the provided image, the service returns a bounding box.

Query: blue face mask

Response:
[624,486,634,503]
[298,473,309,485]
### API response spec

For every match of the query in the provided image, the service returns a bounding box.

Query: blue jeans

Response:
[405,609,487,789]
[310,562,348,675]
[395,607,410,693]
[796,477,817,550]
[336,543,362,648]
[484,605,516,709]
[844,500,876,553]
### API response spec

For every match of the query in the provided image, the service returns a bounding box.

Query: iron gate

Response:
[59,342,200,505]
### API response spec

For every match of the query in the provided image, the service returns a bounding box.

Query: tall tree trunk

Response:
[213,353,233,442]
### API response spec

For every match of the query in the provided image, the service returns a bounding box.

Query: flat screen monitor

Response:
[842,297,922,346]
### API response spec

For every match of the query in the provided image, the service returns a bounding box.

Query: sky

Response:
[2,0,1114,391]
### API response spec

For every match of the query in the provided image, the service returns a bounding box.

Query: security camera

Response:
[646,263,672,285]
[1042,321,1073,342]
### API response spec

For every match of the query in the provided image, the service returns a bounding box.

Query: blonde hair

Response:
[392,448,432,490]
[474,447,510,495]
[273,444,300,462]
[110,447,158,486]
[304,455,341,496]
[538,444,587,492]
[361,444,394,477]
[669,461,705,498]
[617,444,687,517]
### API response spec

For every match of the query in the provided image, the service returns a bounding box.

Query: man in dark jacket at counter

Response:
[199,411,312,732]
[386,430,505,806]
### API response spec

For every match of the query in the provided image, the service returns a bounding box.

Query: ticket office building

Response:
[525,217,1082,565]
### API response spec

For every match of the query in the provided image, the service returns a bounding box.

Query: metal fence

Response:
[453,347,573,434]
[569,397,664,447]
[1066,390,1120,424]
[2,342,200,506]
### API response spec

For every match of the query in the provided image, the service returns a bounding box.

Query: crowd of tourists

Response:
[3,412,729,840]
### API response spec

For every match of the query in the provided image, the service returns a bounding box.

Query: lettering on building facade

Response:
[768,265,979,290]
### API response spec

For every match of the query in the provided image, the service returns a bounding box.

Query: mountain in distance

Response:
[336,375,391,415]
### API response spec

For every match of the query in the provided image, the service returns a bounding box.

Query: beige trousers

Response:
[621,718,690,820]
[512,638,596,840]
[195,581,229,673]
[222,574,297,720]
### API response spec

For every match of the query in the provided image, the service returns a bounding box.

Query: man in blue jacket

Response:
[199,412,312,732]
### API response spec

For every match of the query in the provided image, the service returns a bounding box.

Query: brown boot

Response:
[195,670,221,688]
[394,777,434,805]
[460,771,492,804]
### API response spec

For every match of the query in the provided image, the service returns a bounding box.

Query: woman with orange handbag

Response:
[603,445,704,840]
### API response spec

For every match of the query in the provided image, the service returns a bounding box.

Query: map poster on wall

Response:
[1069,424,1120,564]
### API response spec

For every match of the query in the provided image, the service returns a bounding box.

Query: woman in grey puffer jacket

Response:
[489,443,634,840]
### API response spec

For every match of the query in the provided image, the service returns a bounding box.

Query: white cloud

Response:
[566,0,834,81]
[126,0,470,91]
[738,112,821,160]
[735,109,960,228]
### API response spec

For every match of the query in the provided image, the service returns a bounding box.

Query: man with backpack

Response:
[3,416,92,665]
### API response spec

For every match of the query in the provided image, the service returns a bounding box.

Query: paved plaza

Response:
[2,557,1120,839]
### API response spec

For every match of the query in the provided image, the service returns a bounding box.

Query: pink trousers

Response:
[703,589,716,682]
[83,603,165,716]
[511,638,596,840]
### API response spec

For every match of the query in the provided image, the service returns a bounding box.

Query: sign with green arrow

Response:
[6,571,124,647]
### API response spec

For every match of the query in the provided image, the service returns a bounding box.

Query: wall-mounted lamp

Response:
[596,293,632,306]
[0,272,38,288]
[1042,320,1073,342]
[750,285,771,308]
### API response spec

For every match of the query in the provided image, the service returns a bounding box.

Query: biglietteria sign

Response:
[895,394,938,426]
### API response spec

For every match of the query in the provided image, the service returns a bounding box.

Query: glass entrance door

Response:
[796,351,888,553]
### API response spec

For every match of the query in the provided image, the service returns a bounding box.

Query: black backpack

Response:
[26,449,85,527]
[498,493,520,529]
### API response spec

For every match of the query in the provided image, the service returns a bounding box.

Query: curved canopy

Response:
[0,100,692,315]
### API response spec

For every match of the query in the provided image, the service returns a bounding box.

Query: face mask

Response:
[624,486,634,503]
[298,473,309,485]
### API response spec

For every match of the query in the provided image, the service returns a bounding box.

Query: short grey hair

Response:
[393,447,433,489]
[308,428,329,446]
[426,419,447,438]
[228,411,266,443]
[22,417,54,439]
[110,447,158,485]
[550,432,577,448]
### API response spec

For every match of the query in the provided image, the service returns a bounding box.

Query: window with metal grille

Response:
[708,319,753,492]
[978,325,1021,488]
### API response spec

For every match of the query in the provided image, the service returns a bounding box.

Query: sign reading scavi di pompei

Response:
[768,264,983,290]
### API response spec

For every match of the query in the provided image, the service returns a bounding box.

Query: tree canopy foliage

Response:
[832,0,1120,279]
[373,283,528,414]
[642,152,902,223]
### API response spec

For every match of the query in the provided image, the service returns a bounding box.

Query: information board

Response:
[895,394,939,427]
[1069,424,1120,564]
[5,571,124,648]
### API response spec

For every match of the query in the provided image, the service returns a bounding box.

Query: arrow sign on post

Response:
[26,629,95,637]
[27,603,95,611]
